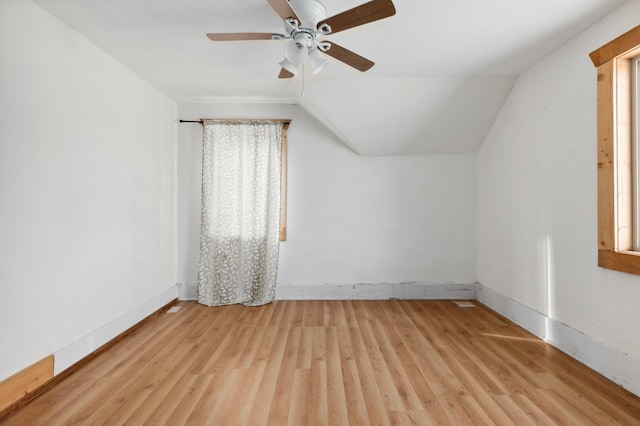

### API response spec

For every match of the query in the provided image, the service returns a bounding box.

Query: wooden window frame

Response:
[590,25,640,274]
[280,122,289,241]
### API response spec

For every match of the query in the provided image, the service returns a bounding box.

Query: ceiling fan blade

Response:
[324,42,374,72]
[278,68,295,79]
[319,0,396,35]
[266,0,300,21]
[207,33,278,41]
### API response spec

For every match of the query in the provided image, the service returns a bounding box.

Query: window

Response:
[590,25,640,274]
[184,118,289,241]
[280,121,289,241]
[634,54,640,250]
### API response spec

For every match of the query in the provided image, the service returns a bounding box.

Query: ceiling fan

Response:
[206,0,396,78]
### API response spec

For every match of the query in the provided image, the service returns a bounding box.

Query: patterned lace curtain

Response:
[197,120,282,307]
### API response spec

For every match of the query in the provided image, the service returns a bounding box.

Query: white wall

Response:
[178,103,476,297]
[0,0,177,381]
[295,76,516,156]
[477,0,640,394]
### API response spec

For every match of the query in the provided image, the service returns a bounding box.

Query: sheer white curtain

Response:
[197,120,282,306]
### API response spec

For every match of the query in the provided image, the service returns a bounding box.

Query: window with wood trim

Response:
[632,54,640,251]
[280,122,289,241]
[198,118,289,241]
[590,25,640,275]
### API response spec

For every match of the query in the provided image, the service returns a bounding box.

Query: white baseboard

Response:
[53,285,177,375]
[178,282,476,301]
[275,282,477,300]
[477,283,640,397]
[177,283,198,301]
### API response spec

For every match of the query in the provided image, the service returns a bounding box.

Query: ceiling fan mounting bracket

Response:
[317,23,332,35]
[284,17,299,33]
[281,12,331,44]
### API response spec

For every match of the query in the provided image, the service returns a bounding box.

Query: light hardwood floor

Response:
[3,300,640,425]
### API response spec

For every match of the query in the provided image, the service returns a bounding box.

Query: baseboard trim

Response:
[275,282,477,300]
[53,286,178,374]
[477,283,640,397]
[0,355,54,414]
[177,283,198,301]
[179,282,477,301]
[0,295,178,421]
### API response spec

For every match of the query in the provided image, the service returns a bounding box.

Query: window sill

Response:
[598,249,640,274]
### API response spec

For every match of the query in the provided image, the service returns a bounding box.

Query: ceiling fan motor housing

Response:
[288,0,327,30]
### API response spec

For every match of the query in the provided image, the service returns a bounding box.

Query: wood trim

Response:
[594,27,640,275]
[590,25,640,67]
[0,298,178,421]
[280,125,288,241]
[599,249,640,275]
[598,61,616,251]
[0,355,53,413]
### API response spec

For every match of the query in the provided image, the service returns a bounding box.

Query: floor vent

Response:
[167,306,181,314]
[455,301,476,308]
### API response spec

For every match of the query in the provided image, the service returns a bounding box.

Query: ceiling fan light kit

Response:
[308,48,330,74]
[206,0,396,79]
[278,58,299,75]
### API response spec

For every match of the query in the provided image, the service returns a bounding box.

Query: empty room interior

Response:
[2,0,640,424]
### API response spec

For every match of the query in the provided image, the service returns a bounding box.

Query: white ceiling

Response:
[34,0,626,155]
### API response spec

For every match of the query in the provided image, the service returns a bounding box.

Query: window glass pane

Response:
[635,57,640,249]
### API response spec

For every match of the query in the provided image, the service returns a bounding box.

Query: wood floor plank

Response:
[287,368,311,426]
[347,316,392,425]
[310,359,329,425]
[335,315,371,425]
[490,394,538,426]
[3,300,640,426]
[325,326,349,426]
[247,304,293,425]
[265,325,300,425]
[510,393,559,425]
[356,317,405,412]
[208,361,267,424]
[367,306,423,410]
[138,373,198,425]
[341,360,372,425]
[164,373,216,425]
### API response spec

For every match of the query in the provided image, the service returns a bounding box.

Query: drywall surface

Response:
[0,0,177,381]
[295,76,517,156]
[477,0,640,383]
[178,103,476,295]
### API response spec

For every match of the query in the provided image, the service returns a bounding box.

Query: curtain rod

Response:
[179,119,290,127]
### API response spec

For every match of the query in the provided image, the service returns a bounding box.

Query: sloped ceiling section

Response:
[33,0,627,156]
[293,76,517,155]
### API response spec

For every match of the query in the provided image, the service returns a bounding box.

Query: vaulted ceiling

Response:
[34,0,626,155]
